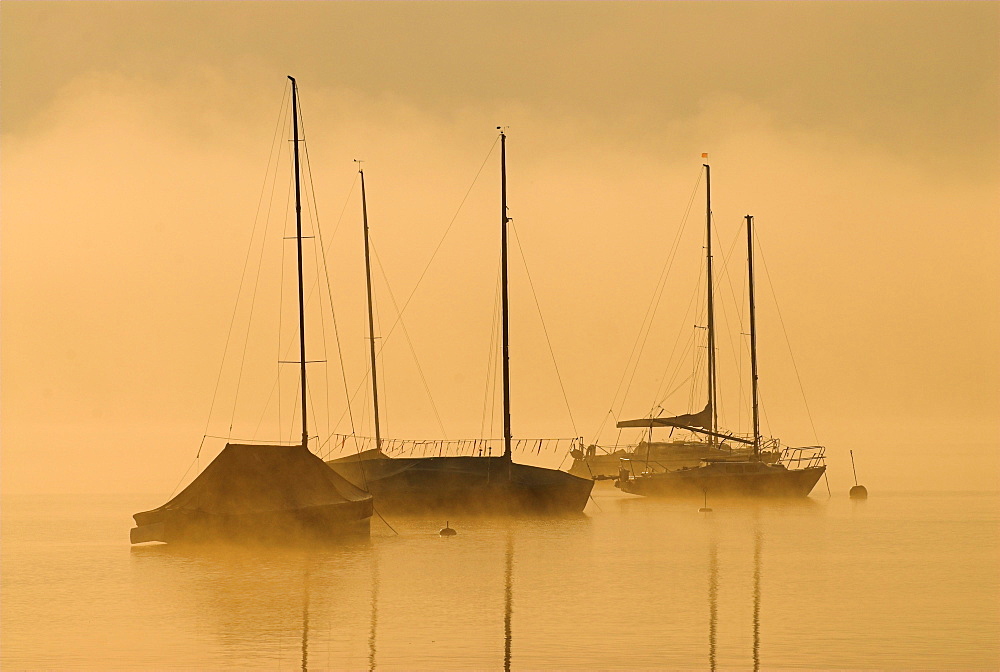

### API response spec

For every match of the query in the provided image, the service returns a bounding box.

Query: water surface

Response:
[2,488,997,669]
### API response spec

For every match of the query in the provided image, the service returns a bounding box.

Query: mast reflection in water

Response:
[369,544,379,672]
[708,537,718,672]
[7,493,990,668]
[301,564,310,672]
[706,517,765,672]
[504,530,513,672]
[753,525,762,672]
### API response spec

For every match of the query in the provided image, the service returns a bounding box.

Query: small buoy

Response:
[849,450,868,499]
[439,521,457,536]
[699,490,713,513]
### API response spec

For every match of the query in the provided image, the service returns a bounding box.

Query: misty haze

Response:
[2,2,997,670]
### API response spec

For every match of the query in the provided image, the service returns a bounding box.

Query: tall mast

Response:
[289,76,308,450]
[359,166,382,451]
[746,215,761,460]
[704,163,718,445]
[500,128,512,466]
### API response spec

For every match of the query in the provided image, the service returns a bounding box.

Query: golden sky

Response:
[2,1,998,494]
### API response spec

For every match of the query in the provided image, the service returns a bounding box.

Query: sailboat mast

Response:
[500,129,512,464]
[289,76,308,450]
[746,215,761,459]
[704,164,718,445]
[359,167,382,451]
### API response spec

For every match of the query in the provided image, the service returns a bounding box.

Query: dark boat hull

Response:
[131,443,374,545]
[618,465,826,498]
[569,441,780,478]
[328,455,594,514]
[130,498,373,544]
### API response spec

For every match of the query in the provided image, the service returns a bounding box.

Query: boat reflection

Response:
[706,521,765,671]
[130,539,375,670]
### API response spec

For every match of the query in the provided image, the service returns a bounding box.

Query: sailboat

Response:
[567,436,778,479]
[326,130,594,514]
[130,77,374,544]
[615,163,826,498]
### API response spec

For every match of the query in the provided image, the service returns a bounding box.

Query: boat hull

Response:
[328,456,594,514]
[569,441,780,478]
[130,499,373,545]
[618,465,826,498]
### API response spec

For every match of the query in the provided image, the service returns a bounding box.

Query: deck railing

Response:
[778,445,827,470]
[319,434,584,461]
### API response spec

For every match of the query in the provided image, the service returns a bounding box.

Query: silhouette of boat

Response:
[130,77,373,543]
[326,130,593,514]
[616,164,826,498]
[568,438,779,479]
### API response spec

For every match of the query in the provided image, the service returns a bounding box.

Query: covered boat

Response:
[131,77,374,542]
[131,443,373,544]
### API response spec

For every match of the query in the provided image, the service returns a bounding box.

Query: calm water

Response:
[2,487,998,670]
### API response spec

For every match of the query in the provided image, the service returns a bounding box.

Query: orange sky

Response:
[2,1,998,495]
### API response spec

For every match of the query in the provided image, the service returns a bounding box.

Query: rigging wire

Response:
[195,83,290,460]
[167,456,199,498]
[316,141,504,451]
[302,142,333,446]
[368,136,501,354]
[659,369,696,411]
[228,108,292,441]
[594,170,703,443]
[754,223,821,444]
[651,268,703,413]
[320,172,361,257]
[277,152,287,443]
[710,217,753,434]
[202,434,300,444]
[689,327,707,413]
[370,242,449,438]
[479,258,502,439]
[314,233,458,454]
[374,269,388,437]
[509,221,578,435]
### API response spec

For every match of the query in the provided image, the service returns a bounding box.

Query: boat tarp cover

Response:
[617,403,712,430]
[133,444,372,527]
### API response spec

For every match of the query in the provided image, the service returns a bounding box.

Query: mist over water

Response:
[3,488,997,670]
[2,4,998,670]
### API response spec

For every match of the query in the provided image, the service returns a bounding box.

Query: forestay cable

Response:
[509,221,578,435]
